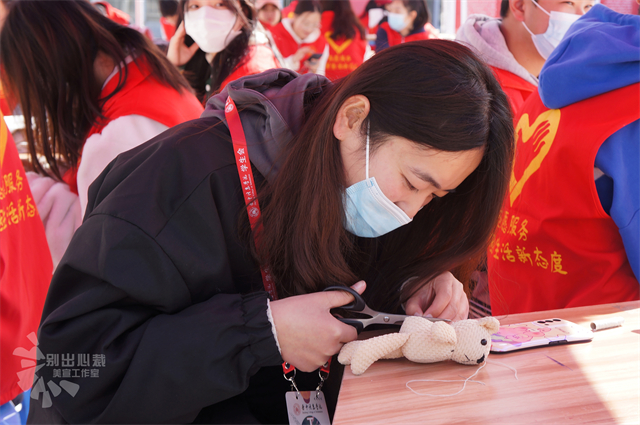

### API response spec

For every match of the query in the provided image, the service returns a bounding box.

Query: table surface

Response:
[333,301,640,424]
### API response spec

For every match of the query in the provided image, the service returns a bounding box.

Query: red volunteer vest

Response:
[488,84,640,315]
[490,67,536,117]
[0,83,12,116]
[219,44,280,91]
[321,11,368,81]
[379,21,433,48]
[160,17,176,41]
[63,58,204,193]
[269,20,326,72]
[0,112,53,404]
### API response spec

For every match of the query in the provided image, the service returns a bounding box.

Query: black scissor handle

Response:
[323,286,366,311]
[337,318,364,333]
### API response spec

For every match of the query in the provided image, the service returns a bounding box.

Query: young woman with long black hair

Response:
[0,0,203,268]
[168,0,280,102]
[28,40,513,423]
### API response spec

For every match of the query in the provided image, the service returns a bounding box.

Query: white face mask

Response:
[521,1,581,59]
[184,6,242,54]
[387,12,409,32]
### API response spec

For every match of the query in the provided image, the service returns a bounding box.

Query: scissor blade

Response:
[389,316,451,326]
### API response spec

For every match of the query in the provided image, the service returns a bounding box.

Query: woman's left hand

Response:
[403,272,469,321]
[304,58,319,74]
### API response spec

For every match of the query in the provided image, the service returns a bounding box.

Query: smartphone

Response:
[490,318,594,353]
[308,53,322,61]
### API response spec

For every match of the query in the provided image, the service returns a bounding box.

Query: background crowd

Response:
[0,0,638,423]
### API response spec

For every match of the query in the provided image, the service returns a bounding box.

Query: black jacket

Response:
[28,70,343,424]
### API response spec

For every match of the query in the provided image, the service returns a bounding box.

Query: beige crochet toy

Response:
[338,316,500,375]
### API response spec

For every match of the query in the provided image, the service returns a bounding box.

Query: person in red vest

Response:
[455,0,594,318]
[0,0,203,268]
[488,5,640,315]
[168,0,280,102]
[268,0,326,74]
[0,111,52,423]
[457,0,594,116]
[319,0,370,81]
[358,0,392,50]
[375,0,437,52]
[256,0,282,31]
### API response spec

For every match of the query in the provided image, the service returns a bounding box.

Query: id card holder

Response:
[285,390,331,425]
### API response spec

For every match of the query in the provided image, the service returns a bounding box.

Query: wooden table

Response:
[334,301,640,424]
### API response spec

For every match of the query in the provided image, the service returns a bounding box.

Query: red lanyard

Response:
[225,96,278,301]
[225,96,331,382]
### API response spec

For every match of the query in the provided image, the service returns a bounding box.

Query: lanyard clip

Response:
[316,360,331,398]
[282,362,301,398]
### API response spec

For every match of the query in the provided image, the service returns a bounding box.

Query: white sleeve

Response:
[364,43,374,61]
[26,172,82,269]
[315,44,330,77]
[77,115,169,216]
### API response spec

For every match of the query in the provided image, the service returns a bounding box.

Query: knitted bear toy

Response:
[338,316,501,375]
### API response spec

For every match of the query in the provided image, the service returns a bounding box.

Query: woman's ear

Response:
[333,95,371,141]
[510,0,526,22]
[408,9,418,26]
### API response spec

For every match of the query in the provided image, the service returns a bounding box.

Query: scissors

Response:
[323,285,450,333]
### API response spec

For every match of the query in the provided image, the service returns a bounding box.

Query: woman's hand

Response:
[166,21,200,67]
[290,46,314,70]
[403,272,469,321]
[304,58,319,74]
[270,281,365,372]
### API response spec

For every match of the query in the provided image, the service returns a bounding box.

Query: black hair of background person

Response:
[159,0,179,17]
[321,0,367,40]
[177,0,254,101]
[0,0,190,181]
[251,40,514,310]
[500,0,509,17]
[294,0,322,15]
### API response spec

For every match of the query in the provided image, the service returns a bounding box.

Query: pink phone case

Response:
[490,318,594,353]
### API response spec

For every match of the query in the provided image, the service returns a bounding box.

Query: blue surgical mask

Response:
[343,124,413,238]
[521,1,580,59]
[387,12,408,33]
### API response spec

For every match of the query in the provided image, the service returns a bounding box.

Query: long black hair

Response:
[321,0,366,40]
[0,0,191,180]
[178,0,255,101]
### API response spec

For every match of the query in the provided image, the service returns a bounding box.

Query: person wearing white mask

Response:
[375,0,438,53]
[457,0,594,115]
[167,0,280,102]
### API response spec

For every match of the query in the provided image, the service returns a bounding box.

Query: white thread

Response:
[406,360,519,397]
[487,359,519,380]
[406,362,487,397]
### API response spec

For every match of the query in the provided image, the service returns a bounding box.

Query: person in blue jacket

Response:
[539,4,639,281]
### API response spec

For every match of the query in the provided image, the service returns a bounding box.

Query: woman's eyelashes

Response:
[404,176,419,192]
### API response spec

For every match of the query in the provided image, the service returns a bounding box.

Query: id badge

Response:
[285,390,331,425]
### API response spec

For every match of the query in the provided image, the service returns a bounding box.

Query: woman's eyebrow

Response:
[409,167,456,192]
